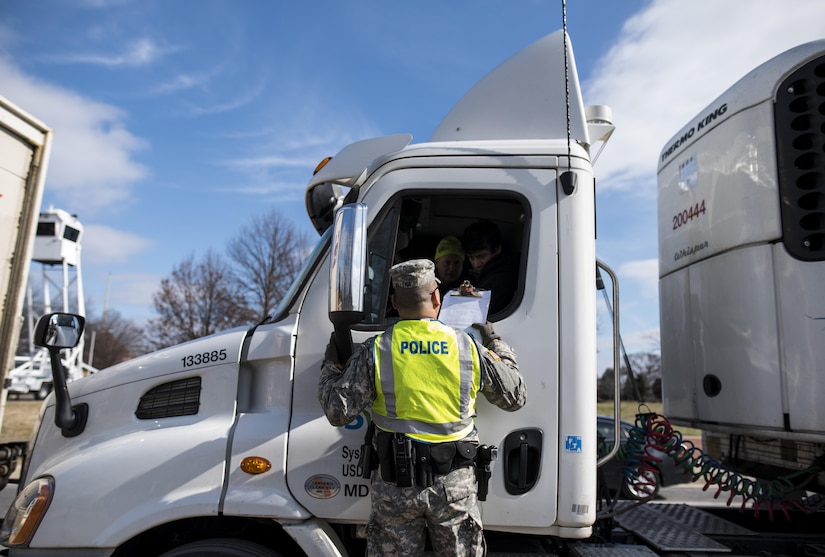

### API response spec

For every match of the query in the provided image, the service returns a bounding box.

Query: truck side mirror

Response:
[33,312,85,350]
[328,203,368,361]
[32,312,88,438]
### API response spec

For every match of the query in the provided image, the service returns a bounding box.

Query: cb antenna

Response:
[560,0,577,195]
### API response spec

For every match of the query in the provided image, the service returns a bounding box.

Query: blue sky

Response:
[2,0,824,373]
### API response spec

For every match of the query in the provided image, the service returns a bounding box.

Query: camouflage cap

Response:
[389,259,439,289]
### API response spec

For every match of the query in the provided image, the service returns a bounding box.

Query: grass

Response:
[0,399,43,441]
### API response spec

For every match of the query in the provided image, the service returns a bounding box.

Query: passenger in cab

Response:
[462,220,519,315]
[434,235,466,297]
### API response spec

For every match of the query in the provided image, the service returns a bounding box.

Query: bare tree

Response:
[598,351,662,402]
[597,367,617,401]
[84,309,147,369]
[149,250,255,349]
[226,209,311,320]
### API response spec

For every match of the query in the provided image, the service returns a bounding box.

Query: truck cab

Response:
[2,31,615,556]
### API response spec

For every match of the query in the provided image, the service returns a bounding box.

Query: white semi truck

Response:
[1,31,823,556]
[0,97,52,488]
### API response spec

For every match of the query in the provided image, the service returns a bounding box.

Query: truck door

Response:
[287,161,595,536]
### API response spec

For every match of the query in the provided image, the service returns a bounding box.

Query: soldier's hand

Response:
[471,322,500,348]
[325,333,342,366]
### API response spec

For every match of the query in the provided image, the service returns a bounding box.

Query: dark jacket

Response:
[469,251,519,315]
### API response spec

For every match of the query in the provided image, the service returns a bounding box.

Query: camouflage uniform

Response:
[318,260,526,557]
[369,466,482,556]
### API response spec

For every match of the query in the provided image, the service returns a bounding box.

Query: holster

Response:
[377,433,395,483]
[376,431,414,487]
[429,442,456,475]
[474,444,498,501]
[414,443,433,487]
[392,434,414,487]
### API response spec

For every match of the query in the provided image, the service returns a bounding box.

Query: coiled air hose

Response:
[613,408,822,521]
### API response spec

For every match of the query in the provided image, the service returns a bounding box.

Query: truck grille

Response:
[135,377,201,419]
[774,53,825,261]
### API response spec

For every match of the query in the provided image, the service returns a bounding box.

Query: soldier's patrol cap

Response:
[389,259,440,289]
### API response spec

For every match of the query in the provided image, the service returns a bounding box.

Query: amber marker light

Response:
[313,156,333,175]
[240,456,272,475]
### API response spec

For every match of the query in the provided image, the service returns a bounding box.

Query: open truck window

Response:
[361,192,529,327]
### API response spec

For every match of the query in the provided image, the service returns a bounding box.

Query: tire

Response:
[622,467,661,500]
[158,538,282,557]
[35,383,52,401]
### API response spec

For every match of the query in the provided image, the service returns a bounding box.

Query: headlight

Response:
[0,476,54,547]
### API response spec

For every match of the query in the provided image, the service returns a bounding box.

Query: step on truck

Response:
[2,30,825,556]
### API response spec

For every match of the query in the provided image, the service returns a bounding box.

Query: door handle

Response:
[502,428,543,495]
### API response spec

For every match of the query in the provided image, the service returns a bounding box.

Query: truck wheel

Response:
[159,539,282,557]
[35,383,52,400]
[622,468,661,500]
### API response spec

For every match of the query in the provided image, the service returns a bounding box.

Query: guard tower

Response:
[9,206,92,399]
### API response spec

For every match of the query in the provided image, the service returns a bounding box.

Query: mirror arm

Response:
[331,312,361,362]
[47,348,88,438]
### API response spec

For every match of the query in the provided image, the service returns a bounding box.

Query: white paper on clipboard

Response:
[438,289,491,331]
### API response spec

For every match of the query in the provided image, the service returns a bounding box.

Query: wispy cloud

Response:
[0,22,17,50]
[213,181,308,203]
[150,67,221,95]
[82,225,154,266]
[0,56,148,214]
[94,271,162,322]
[47,38,177,67]
[80,0,131,7]
[618,259,659,299]
[220,155,319,170]
[181,80,267,116]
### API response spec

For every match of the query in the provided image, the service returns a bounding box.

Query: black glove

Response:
[471,322,500,348]
[325,332,342,366]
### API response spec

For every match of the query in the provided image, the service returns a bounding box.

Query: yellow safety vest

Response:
[372,319,482,443]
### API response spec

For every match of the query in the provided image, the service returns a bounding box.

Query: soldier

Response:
[318,258,526,557]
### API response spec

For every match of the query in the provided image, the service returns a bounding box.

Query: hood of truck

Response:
[59,325,250,399]
[23,318,310,548]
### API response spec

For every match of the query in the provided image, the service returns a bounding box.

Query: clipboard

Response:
[438,288,491,331]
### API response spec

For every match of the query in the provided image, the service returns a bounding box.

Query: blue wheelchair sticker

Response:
[565,435,582,453]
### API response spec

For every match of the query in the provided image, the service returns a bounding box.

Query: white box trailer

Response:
[0,97,51,488]
[0,99,52,399]
[658,40,825,489]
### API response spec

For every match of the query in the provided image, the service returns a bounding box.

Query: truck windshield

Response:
[268,226,332,323]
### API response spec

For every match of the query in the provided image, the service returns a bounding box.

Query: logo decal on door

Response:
[564,435,582,453]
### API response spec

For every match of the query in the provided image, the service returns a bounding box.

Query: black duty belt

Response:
[373,430,477,488]
[357,425,497,499]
